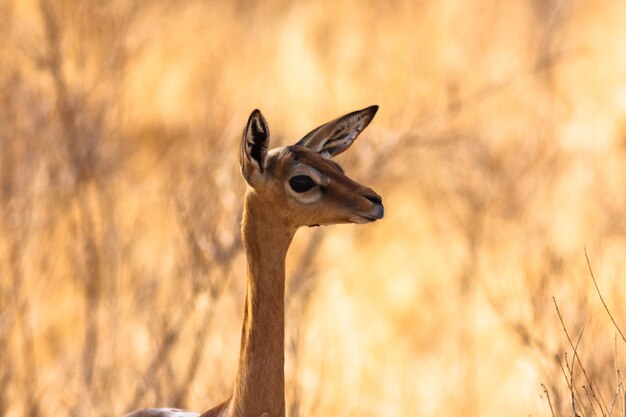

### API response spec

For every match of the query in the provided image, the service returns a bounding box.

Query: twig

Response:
[608,373,625,416]
[555,353,583,414]
[572,329,586,417]
[584,248,626,343]
[559,353,587,417]
[582,385,598,417]
[542,383,557,417]
[563,332,584,417]
[553,296,607,415]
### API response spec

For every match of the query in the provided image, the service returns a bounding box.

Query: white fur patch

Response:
[123,408,199,417]
[284,164,325,204]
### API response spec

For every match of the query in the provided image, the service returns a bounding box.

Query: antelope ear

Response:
[294,105,378,158]
[240,109,269,187]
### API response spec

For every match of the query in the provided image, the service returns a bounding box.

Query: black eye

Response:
[289,175,316,193]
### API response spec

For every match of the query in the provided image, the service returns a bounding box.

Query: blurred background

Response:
[1,0,626,416]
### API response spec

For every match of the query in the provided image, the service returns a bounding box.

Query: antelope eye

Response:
[289,175,316,193]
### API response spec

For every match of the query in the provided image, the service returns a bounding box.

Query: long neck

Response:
[230,192,295,417]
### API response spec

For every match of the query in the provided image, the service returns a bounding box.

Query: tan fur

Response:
[125,106,383,417]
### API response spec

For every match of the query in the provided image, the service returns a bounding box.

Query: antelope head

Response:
[240,105,383,230]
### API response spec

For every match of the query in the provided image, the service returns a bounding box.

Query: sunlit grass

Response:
[1,1,625,417]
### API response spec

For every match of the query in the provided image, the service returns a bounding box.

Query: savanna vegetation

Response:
[1,1,625,416]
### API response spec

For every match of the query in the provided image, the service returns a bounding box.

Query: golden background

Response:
[1,1,625,416]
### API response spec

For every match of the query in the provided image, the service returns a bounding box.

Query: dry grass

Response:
[1,1,626,416]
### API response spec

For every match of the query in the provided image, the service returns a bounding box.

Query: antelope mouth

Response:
[360,214,382,222]
[353,205,384,223]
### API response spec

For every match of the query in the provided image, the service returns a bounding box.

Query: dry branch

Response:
[584,249,626,343]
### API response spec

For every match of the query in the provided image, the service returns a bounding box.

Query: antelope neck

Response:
[230,192,295,417]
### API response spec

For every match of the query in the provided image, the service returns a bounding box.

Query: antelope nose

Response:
[365,193,383,205]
